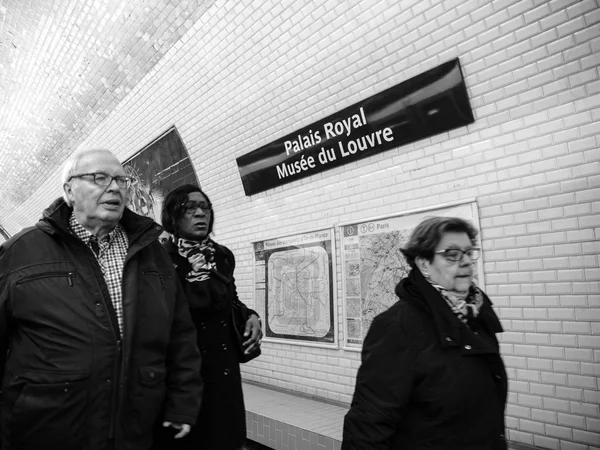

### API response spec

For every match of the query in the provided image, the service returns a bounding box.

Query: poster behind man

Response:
[123,127,198,234]
[340,201,482,349]
[0,225,9,244]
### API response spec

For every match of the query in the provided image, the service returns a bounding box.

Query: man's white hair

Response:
[62,148,117,206]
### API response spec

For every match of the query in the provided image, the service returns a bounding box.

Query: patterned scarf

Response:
[422,270,484,325]
[177,238,217,283]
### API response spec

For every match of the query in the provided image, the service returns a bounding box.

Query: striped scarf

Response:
[177,238,216,283]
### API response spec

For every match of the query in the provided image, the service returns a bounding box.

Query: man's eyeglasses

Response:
[69,172,131,189]
[181,201,212,214]
[435,248,481,262]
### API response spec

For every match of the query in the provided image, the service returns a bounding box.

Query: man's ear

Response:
[63,182,74,204]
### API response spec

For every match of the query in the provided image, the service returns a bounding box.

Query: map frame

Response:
[252,227,338,348]
[338,200,484,350]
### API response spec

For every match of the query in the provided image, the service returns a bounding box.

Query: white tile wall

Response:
[5,0,600,448]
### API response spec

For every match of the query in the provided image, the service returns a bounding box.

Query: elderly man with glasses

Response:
[0,149,202,450]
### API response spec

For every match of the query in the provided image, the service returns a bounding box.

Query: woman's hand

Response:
[243,314,263,354]
[162,421,191,439]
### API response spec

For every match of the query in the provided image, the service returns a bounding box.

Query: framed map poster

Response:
[253,228,337,347]
[339,201,483,349]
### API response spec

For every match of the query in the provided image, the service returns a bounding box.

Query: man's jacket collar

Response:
[37,197,162,244]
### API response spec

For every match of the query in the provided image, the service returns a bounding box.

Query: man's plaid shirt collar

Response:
[68,211,129,335]
[69,212,124,246]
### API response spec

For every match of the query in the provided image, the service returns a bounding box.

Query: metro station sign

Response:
[236,58,474,196]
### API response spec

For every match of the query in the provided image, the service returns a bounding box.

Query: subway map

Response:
[357,230,411,338]
[342,202,480,347]
[255,229,335,344]
[267,246,331,338]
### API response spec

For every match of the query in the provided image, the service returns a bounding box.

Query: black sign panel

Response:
[236,58,474,196]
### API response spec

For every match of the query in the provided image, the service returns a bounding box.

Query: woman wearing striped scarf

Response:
[343,216,507,450]
[152,184,262,450]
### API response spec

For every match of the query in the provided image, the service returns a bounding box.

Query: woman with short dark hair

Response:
[153,184,262,450]
[343,216,507,450]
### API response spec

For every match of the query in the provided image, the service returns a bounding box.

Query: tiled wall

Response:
[5,0,599,448]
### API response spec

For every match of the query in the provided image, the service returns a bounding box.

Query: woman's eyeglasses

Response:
[435,248,480,262]
[180,201,212,214]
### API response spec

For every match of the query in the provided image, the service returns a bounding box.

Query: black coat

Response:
[152,240,257,450]
[342,269,508,450]
[0,198,202,450]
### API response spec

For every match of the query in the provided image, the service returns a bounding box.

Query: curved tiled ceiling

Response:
[0,0,212,236]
